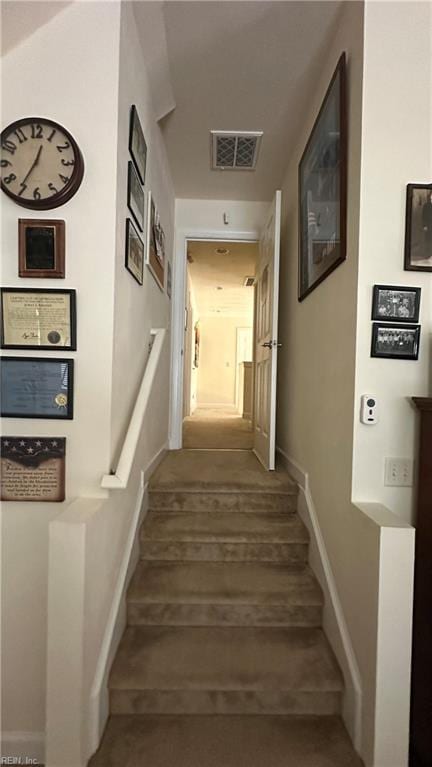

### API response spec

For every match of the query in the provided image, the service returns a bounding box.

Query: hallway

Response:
[183,408,253,450]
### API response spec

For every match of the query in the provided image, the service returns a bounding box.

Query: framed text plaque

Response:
[1,436,66,502]
[0,288,76,350]
[19,219,65,278]
[1,357,74,419]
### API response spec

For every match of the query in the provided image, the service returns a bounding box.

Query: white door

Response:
[253,191,282,470]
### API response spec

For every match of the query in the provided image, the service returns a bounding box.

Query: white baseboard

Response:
[1,731,45,763]
[276,446,362,752]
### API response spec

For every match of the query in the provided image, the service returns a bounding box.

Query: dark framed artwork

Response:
[1,357,74,419]
[372,285,421,323]
[127,161,145,232]
[371,323,420,360]
[404,183,432,272]
[1,287,77,351]
[19,219,65,278]
[298,52,347,301]
[125,218,144,285]
[129,105,147,185]
[145,191,165,291]
[167,261,172,299]
[1,436,66,502]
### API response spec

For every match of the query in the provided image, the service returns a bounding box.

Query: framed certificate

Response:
[1,436,66,502]
[1,357,74,419]
[0,288,76,350]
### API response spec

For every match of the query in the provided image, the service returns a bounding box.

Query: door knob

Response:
[261,340,282,348]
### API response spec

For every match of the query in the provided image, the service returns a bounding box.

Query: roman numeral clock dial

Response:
[1,117,84,209]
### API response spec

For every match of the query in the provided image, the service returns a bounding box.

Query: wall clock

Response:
[1,117,84,210]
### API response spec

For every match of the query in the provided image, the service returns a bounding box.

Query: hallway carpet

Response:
[183,408,253,449]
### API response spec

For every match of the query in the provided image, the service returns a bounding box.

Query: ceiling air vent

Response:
[211,131,263,171]
[243,276,255,287]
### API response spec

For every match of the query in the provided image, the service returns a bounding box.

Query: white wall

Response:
[352,0,432,524]
[197,316,252,406]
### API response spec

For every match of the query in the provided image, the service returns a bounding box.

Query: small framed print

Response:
[404,183,432,272]
[372,285,421,323]
[129,105,147,185]
[145,192,165,291]
[1,436,65,502]
[127,161,145,231]
[1,288,77,351]
[1,357,74,419]
[18,219,65,278]
[125,218,144,285]
[371,323,420,361]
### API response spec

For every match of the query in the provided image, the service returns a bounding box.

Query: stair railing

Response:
[101,327,166,489]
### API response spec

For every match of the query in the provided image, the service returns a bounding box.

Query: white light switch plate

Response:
[384,458,414,487]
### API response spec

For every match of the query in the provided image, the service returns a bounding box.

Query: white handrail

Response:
[101,328,166,489]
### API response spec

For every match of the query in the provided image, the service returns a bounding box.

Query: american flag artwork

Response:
[1,437,65,468]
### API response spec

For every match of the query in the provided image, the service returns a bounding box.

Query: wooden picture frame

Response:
[129,105,147,185]
[127,161,145,232]
[371,322,420,361]
[372,285,421,323]
[298,53,348,301]
[145,192,165,291]
[1,287,77,351]
[19,219,65,278]
[1,357,74,419]
[404,183,432,272]
[125,218,144,286]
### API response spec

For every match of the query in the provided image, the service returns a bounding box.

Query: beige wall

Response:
[197,316,252,406]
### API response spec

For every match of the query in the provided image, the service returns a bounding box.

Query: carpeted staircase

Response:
[89,450,362,766]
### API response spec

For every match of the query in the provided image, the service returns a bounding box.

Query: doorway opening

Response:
[182,239,259,450]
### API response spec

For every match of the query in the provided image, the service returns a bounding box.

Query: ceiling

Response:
[1,1,72,56]
[188,240,258,318]
[157,1,344,201]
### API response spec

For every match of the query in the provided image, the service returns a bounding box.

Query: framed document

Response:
[125,218,144,285]
[1,436,66,502]
[1,288,76,350]
[19,219,65,278]
[127,162,144,232]
[1,357,74,419]
[145,192,165,291]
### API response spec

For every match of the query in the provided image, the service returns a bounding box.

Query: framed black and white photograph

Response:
[145,192,165,291]
[129,105,147,185]
[125,218,144,286]
[19,219,65,278]
[127,161,145,231]
[1,287,76,351]
[372,285,421,323]
[298,53,347,301]
[404,183,432,272]
[1,357,74,419]
[371,323,420,360]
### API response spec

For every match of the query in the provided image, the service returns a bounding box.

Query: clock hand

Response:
[21,145,43,185]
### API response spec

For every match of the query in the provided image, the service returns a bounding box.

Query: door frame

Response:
[169,228,260,449]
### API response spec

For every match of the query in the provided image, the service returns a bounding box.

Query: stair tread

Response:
[128,561,322,606]
[109,626,342,692]
[141,512,308,543]
[88,714,362,767]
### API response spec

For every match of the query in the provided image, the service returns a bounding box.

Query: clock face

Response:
[1,117,84,209]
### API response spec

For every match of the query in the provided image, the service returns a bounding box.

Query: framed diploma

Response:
[0,288,76,350]
[19,219,65,278]
[1,436,66,502]
[1,357,74,419]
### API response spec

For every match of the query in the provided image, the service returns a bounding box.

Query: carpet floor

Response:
[183,408,253,450]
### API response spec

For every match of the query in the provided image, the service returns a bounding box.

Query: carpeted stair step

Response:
[139,511,309,563]
[88,714,363,767]
[149,490,297,513]
[109,625,342,715]
[127,561,323,627]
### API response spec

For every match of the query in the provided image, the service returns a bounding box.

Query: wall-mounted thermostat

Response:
[361,394,378,424]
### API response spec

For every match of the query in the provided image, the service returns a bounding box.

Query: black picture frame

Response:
[1,357,74,419]
[298,53,348,301]
[125,218,144,286]
[404,183,432,272]
[371,323,421,361]
[127,161,145,232]
[0,288,77,351]
[129,105,147,185]
[372,285,421,323]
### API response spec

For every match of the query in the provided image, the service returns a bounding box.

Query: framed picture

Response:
[1,288,77,351]
[19,219,65,278]
[404,183,432,272]
[167,261,172,299]
[372,285,421,323]
[125,218,144,285]
[1,436,65,502]
[298,53,347,301]
[371,323,420,360]
[1,357,74,419]
[129,105,147,185]
[127,161,144,232]
[145,192,165,291]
